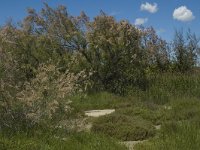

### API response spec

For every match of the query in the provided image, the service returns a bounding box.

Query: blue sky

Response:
[0,0,199,41]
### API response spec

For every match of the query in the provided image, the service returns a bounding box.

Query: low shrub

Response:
[92,114,156,141]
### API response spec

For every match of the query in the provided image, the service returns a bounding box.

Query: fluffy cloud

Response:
[140,2,158,13]
[135,18,148,26]
[173,6,195,22]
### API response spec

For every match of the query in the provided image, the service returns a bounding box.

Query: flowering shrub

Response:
[0,63,90,129]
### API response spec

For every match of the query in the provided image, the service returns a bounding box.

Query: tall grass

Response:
[129,73,200,105]
[70,92,125,111]
[0,131,127,150]
[135,121,200,150]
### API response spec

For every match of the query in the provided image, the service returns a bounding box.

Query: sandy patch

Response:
[121,140,148,150]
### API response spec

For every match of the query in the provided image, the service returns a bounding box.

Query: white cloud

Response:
[173,6,195,22]
[135,18,148,26]
[140,2,158,13]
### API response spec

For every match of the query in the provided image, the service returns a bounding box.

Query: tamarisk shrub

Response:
[0,63,91,130]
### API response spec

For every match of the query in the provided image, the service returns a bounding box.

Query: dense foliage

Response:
[1,4,200,149]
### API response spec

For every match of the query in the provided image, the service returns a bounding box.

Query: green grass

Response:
[148,73,200,98]
[0,131,127,150]
[89,92,200,146]
[3,73,200,149]
[135,121,200,150]
[133,97,200,150]
[168,98,200,121]
[70,92,127,111]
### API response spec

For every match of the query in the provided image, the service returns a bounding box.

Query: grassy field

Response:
[0,129,127,150]
[135,121,200,150]
[2,73,200,150]
[70,74,200,149]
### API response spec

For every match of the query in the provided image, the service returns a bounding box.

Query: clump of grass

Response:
[116,105,169,125]
[92,114,156,141]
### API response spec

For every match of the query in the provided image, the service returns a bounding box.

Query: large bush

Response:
[0,63,90,130]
